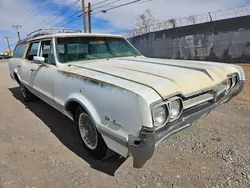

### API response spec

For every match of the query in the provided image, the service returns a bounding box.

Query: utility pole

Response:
[88,2,92,33]
[4,36,11,51]
[82,0,87,33]
[12,25,22,41]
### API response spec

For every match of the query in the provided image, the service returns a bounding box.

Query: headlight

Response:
[169,98,183,119]
[153,105,168,127]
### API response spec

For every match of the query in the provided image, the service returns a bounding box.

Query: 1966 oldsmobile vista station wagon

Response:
[8,29,245,168]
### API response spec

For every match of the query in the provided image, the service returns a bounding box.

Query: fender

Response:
[230,65,245,81]
[65,93,101,124]
[64,93,129,157]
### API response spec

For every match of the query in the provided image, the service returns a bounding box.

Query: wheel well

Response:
[66,101,87,120]
[14,72,20,85]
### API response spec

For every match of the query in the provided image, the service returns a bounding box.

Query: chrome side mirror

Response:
[33,56,46,66]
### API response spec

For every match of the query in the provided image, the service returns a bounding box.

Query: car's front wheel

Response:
[75,106,108,160]
[20,82,35,101]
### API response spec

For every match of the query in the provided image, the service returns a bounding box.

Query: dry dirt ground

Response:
[0,62,250,188]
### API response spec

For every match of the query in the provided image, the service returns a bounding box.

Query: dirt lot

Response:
[0,62,249,188]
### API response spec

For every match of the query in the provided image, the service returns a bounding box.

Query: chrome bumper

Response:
[128,80,244,168]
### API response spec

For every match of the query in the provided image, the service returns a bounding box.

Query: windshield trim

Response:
[55,36,142,64]
[60,55,144,66]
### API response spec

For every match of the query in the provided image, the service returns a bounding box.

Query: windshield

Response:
[56,37,141,63]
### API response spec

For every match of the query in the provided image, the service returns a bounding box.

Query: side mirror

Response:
[33,56,45,65]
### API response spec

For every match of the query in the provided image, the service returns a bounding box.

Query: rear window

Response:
[13,43,27,58]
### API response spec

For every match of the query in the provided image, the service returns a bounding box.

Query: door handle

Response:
[30,68,36,72]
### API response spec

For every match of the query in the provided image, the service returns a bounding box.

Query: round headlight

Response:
[153,105,168,126]
[231,75,237,88]
[169,99,183,119]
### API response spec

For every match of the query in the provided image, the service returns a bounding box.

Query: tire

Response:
[20,82,35,101]
[75,106,108,160]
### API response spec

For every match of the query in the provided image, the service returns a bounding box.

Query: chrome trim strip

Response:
[183,93,214,110]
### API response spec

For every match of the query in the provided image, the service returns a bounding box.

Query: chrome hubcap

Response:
[78,113,98,150]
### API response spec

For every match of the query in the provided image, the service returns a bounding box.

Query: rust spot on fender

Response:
[58,70,126,90]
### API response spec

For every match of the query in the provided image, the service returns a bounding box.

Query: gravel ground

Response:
[0,62,249,188]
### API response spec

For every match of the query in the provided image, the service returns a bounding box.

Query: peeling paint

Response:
[111,65,177,84]
[130,15,250,63]
[57,57,239,99]
[58,70,127,91]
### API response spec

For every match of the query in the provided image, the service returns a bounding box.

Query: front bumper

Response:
[128,80,244,168]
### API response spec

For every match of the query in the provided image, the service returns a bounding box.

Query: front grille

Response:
[183,101,214,115]
[183,92,214,110]
[182,82,229,111]
[216,91,226,102]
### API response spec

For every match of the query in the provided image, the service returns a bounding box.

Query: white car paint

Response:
[8,33,245,161]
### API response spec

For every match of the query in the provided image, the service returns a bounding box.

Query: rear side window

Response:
[13,43,27,58]
[26,42,39,61]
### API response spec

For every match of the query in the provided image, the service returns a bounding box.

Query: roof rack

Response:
[26,28,82,39]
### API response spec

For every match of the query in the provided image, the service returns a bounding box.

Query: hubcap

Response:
[20,84,26,98]
[78,113,98,150]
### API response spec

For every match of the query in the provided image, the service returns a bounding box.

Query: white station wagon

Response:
[8,29,245,168]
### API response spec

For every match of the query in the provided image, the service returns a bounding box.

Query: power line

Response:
[15,3,39,25]
[52,10,82,28]
[59,16,82,28]
[51,0,111,28]
[59,0,122,28]
[92,0,109,7]
[22,0,50,27]
[57,0,153,29]
[91,0,122,12]
[101,0,141,13]
[76,0,122,19]
[42,0,80,28]
[18,0,46,26]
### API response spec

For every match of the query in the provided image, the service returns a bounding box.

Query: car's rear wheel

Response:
[75,106,108,160]
[20,82,35,101]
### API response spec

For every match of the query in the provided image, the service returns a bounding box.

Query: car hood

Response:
[66,56,239,98]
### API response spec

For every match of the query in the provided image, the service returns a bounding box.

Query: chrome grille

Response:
[183,93,214,110]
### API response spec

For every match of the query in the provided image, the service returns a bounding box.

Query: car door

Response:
[18,41,39,90]
[30,39,57,107]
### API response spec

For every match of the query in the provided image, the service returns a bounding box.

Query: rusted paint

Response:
[72,64,165,100]
[58,70,126,90]
[121,58,214,81]
[111,65,179,86]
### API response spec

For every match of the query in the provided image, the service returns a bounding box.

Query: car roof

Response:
[18,33,124,43]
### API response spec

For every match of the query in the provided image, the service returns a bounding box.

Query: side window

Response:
[26,42,39,61]
[39,40,55,65]
[57,44,66,63]
[13,43,27,58]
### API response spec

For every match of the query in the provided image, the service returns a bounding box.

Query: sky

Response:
[0,0,249,52]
